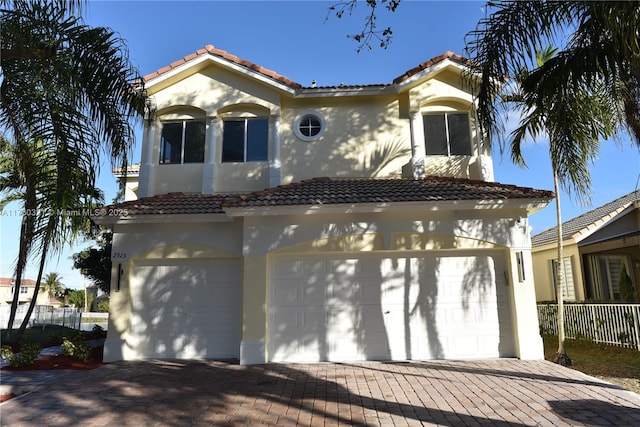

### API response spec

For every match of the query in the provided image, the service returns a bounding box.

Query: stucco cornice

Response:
[224,198,550,217]
[93,213,234,225]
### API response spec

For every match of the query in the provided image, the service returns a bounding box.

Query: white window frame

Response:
[221,117,269,163]
[159,120,206,165]
[551,256,576,301]
[422,112,473,156]
[293,110,326,142]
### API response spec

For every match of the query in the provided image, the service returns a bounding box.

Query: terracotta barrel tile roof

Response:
[393,51,473,84]
[110,192,237,216]
[144,44,303,89]
[107,177,552,217]
[225,177,553,208]
[144,44,474,91]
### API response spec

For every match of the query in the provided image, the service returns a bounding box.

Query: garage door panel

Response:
[132,259,241,359]
[269,253,513,362]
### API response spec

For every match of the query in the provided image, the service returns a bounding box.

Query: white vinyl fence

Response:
[537,303,640,350]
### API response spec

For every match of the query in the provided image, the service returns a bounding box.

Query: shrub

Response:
[1,345,14,361]
[90,324,107,339]
[618,265,636,303]
[61,333,91,361]
[1,343,42,367]
[46,331,66,346]
[97,300,109,313]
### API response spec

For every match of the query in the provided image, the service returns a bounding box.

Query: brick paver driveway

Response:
[2,359,639,426]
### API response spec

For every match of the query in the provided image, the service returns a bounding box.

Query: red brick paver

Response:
[2,359,639,426]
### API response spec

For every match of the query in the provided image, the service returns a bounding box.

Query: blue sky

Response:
[1,1,638,289]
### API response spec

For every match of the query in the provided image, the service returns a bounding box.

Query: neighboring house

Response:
[86,284,109,311]
[532,191,640,302]
[0,277,50,306]
[113,163,140,202]
[96,45,554,365]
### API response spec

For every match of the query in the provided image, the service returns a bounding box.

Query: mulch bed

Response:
[1,345,105,371]
[0,393,17,403]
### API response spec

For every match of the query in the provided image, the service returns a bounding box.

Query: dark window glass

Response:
[246,119,269,161]
[160,122,183,164]
[222,120,246,162]
[423,114,448,155]
[299,115,322,137]
[423,113,472,156]
[222,118,269,162]
[184,121,206,163]
[448,113,472,155]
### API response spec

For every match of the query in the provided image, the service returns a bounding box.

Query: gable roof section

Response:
[143,45,473,93]
[105,177,552,217]
[532,190,640,247]
[144,44,303,90]
[392,51,472,85]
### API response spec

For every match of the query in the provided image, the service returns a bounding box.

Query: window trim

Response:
[159,119,206,165]
[552,256,576,301]
[422,111,472,156]
[293,110,326,142]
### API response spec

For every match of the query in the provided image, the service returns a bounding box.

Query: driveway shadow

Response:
[548,399,640,426]
[2,360,639,426]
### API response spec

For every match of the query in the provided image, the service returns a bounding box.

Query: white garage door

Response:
[268,252,513,362]
[131,258,241,359]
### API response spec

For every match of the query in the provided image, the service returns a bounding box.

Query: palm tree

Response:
[503,46,617,365]
[465,1,640,148]
[40,272,64,302]
[0,0,146,341]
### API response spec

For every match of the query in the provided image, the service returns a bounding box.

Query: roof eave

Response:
[294,85,396,98]
[224,198,552,217]
[572,203,636,244]
[395,59,476,91]
[93,212,233,225]
[145,55,298,95]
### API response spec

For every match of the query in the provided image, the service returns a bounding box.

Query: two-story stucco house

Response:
[96,45,553,365]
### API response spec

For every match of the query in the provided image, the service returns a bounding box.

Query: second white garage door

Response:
[268,252,513,362]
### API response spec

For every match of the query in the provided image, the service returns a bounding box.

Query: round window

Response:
[299,115,322,137]
[293,110,326,141]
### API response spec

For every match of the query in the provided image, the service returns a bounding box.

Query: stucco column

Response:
[410,111,426,179]
[472,107,495,182]
[202,116,218,194]
[507,217,544,360]
[240,255,267,365]
[269,115,282,188]
[138,120,158,198]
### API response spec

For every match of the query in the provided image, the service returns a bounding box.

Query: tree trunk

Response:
[14,231,51,344]
[552,169,571,366]
[3,216,31,342]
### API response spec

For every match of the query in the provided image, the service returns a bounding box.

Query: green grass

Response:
[81,317,108,323]
[543,335,640,380]
[2,325,81,347]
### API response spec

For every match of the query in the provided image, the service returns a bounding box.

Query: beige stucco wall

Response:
[104,205,543,363]
[137,60,491,197]
[532,243,585,302]
[103,219,243,362]
[279,96,412,182]
[236,207,541,362]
